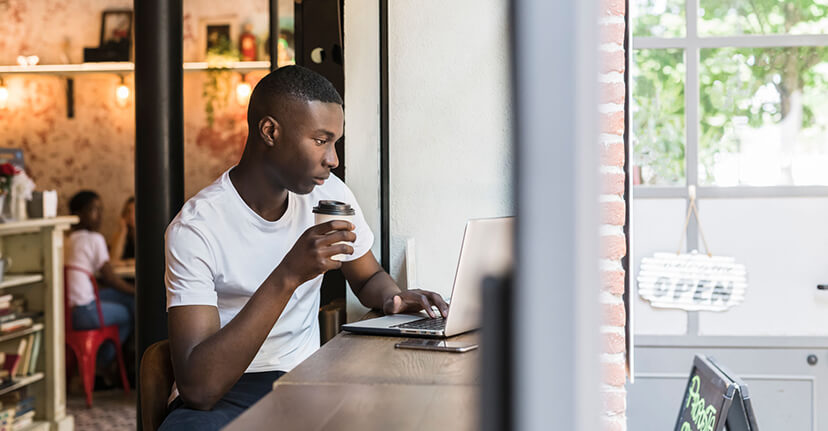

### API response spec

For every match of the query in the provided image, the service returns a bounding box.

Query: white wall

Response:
[343,0,381,321]
[387,0,514,299]
[344,0,513,316]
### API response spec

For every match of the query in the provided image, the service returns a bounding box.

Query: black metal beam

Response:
[379,0,390,272]
[134,0,184,428]
[623,0,632,373]
[270,0,279,71]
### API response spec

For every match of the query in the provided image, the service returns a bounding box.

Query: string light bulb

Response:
[115,76,129,107]
[0,77,8,110]
[236,74,252,105]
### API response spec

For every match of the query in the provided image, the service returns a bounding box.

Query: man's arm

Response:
[168,270,297,410]
[168,220,356,410]
[98,261,134,295]
[341,251,449,318]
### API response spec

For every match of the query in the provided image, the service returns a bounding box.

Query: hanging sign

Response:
[637,186,749,312]
[638,252,747,311]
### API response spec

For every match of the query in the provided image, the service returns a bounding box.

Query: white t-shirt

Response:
[165,168,374,373]
[65,230,110,307]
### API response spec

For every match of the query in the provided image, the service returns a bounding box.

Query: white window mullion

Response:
[686,0,699,189]
[635,34,828,50]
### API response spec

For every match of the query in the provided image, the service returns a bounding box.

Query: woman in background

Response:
[110,196,135,264]
[66,191,134,384]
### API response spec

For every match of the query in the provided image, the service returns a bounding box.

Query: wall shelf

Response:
[17,421,49,431]
[0,218,75,429]
[0,372,44,398]
[0,61,271,75]
[0,274,44,291]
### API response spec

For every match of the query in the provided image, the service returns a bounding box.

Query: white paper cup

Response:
[313,201,355,261]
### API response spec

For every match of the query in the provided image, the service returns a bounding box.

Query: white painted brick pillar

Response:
[599,0,627,430]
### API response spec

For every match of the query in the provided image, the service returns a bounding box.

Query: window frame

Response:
[632,0,828,199]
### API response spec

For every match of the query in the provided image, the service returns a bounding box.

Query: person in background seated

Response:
[110,196,136,264]
[65,190,135,384]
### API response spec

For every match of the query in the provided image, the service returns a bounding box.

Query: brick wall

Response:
[600,0,628,430]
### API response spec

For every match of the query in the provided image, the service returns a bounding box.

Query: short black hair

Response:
[69,190,100,214]
[247,65,343,130]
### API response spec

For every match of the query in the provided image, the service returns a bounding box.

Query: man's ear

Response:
[259,116,280,147]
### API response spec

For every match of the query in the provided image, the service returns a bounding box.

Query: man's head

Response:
[244,65,344,195]
[69,190,102,231]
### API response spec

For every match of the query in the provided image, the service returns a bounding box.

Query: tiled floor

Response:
[67,389,136,430]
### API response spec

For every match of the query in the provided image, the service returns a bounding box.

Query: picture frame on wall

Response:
[199,16,239,61]
[100,10,132,61]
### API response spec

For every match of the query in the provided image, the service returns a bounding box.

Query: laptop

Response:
[342,216,514,338]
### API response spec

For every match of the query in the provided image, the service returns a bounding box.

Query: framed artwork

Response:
[101,10,132,46]
[199,16,238,60]
[0,148,24,171]
[99,10,132,61]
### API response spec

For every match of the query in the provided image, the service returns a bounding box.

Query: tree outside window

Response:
[633,0,828,187]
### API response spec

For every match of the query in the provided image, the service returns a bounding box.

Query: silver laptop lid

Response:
[444,217,514,336]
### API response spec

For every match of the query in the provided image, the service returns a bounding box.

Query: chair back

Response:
[64,265,106,331]
[140,340,174,431]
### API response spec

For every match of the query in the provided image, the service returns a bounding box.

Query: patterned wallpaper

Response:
[0,0,269,240]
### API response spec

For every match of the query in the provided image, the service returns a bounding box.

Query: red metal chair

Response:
[64,265,130,407]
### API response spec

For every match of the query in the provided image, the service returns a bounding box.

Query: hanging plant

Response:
[203,36,240,127]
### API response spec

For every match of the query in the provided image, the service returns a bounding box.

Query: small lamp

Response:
[0,77,8,110]
[236,74,252,105]
[115,76,129,107]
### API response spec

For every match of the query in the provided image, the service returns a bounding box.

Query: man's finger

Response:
[320,243,354,258]
[383,294,403,315]
[316,230,357,247]
[313,220,354,233]
[408,293,435,318]
[426,292,449,318]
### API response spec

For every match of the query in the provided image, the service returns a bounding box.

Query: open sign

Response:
[638,252,748,312]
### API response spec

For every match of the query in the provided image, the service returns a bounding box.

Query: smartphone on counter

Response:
[394,339,478,353]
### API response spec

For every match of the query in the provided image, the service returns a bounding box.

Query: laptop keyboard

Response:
[392,317,446,331]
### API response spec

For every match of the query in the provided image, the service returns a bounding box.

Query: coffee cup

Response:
[313,200,356,261]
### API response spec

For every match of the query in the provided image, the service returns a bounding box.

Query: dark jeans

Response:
[71,287,134,365]
[159,371,286,431]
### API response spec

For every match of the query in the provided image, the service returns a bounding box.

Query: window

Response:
[632,0,828,191]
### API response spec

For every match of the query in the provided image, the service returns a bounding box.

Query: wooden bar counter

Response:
[225,319,480,431]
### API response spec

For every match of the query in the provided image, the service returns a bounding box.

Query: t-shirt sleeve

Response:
[165,222,218,309]
[91,233,110,271]
[339,183,375,263]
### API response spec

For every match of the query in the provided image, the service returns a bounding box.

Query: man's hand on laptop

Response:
[382,289,449,319]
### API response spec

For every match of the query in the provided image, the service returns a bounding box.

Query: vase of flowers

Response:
[0,163,19,221]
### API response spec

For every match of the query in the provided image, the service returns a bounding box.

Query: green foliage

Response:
[633,49,686,185]
[203,35,240,128]
[633,0,828,185]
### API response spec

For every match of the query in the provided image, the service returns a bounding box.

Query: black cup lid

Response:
[313,200,355,215]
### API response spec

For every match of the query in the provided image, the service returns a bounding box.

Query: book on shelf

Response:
[0,311,41,326]
[11,410,33,430]
[0,319,32,335]
[13,395,34,417]
[0,406,14,431]
[0,299,24,316]
[26,333,40,376]
[16,336,34,378]
[0,338,27,381]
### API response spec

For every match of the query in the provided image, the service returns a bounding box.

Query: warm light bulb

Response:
[236,82,252,105]
[0,85,8,110]
[115,84,129,107]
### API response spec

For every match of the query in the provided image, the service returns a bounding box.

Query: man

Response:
[159,66,449,430]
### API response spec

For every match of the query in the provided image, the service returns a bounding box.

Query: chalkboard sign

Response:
[675,355,759,431]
